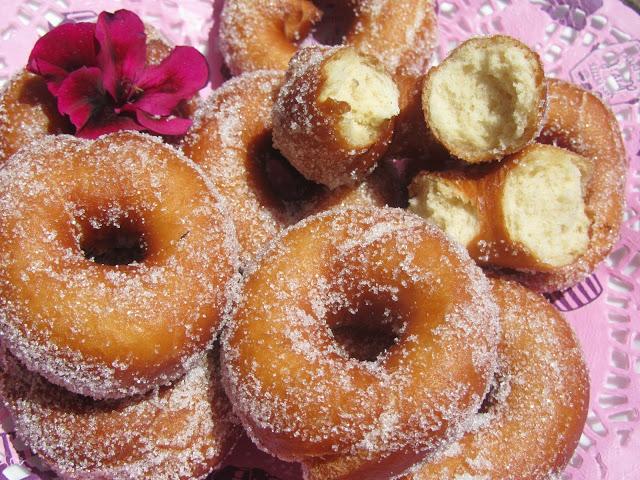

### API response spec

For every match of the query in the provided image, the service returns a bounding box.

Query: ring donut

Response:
[221,207,499,478]
[182,71,394,263]
[403,278,589,479]
[219,0,437,79]
[0,348,240,480]
[0,25,176,162]
[520,79,627,291]
[0,132,239,399]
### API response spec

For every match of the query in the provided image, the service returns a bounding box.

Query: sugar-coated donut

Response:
[0,348,240,480]
[182,71,394,263]
[0,25,175,162]
[0,132,239,399]
[219,0,437,79]
[422,35,547,163]
[222,207,499,478]
[272,46,400,189]
[402,278,589,480]
[408,144,593,277]
[516,79,627,291]
[183,71,297,264]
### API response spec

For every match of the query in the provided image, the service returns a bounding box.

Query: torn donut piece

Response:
[273,46,400,189]
[408,144,592,286]
[422,35,546,164]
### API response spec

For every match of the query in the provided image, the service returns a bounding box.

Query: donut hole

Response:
[425,37,542,161]
[478,373,511,414]
[251,131,320,202]
[326,291,405,362]
[78,211,148,266]
[311,0,357,45]
[319,47,400,148]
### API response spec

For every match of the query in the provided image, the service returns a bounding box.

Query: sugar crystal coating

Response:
[403,278,589,479]
[219,0,437,78]
[183,70,395,265]
[0,132,241,399]
[222,206,499,473]
[0,347,240,480]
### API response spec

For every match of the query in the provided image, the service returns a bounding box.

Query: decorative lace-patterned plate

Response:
[0,0,638,479]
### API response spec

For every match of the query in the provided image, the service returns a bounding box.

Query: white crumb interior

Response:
[428,43,538,156]
[319,48,400,148]
[409,176,480,247]
[502,147,591,267]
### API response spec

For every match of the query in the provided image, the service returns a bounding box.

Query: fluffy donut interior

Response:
[318,48,400,148]
[427,40,539,158]
[502,146,591,267]
[408,175,480,247]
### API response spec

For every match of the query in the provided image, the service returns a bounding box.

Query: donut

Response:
[0,347,240,480]
[0,132,239,399]
[422,35,546,163]
[0,25,176,162]
[182,71,394,263]
[402,277,589,479]
[408,144,592,275]
[523,79,627,291]
[219,0,437,79]
[221,207,499,478]
[272,46,400,189]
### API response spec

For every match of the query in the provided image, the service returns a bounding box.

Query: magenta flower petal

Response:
[27,22,97,95]
[134,110,193,136]
[77,115,144,140]
[95,10,147,100]
[134,46,209,116]
[56,67,105,131]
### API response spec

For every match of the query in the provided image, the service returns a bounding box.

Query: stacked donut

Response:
[0,1,627,479]
[0,24,243,480]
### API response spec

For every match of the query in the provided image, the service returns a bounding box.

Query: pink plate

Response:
[0,0,639,479]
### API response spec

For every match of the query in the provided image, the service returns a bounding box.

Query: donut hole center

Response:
[327,293,405,362]
[252,131,320,202]
[311,0,357,46]
[78,211,148,266]
[479,373,511,414]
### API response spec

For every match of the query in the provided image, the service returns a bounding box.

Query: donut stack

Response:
[0,1,626,479]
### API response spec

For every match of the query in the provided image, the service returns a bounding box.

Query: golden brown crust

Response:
[220,0,322,75]
[183,71,398,264]
[272,46,396,189]
[222,207,499,471]
[182,71,297,264]
[220,0,437,78]
[422,35,547,164]
[507,79,627,292]
[0,132,239,399]
[0,71,73,162]
[0,349,240,480]
[403,278,589,480]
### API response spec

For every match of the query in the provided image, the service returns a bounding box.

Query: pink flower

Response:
[27,10,208,139]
